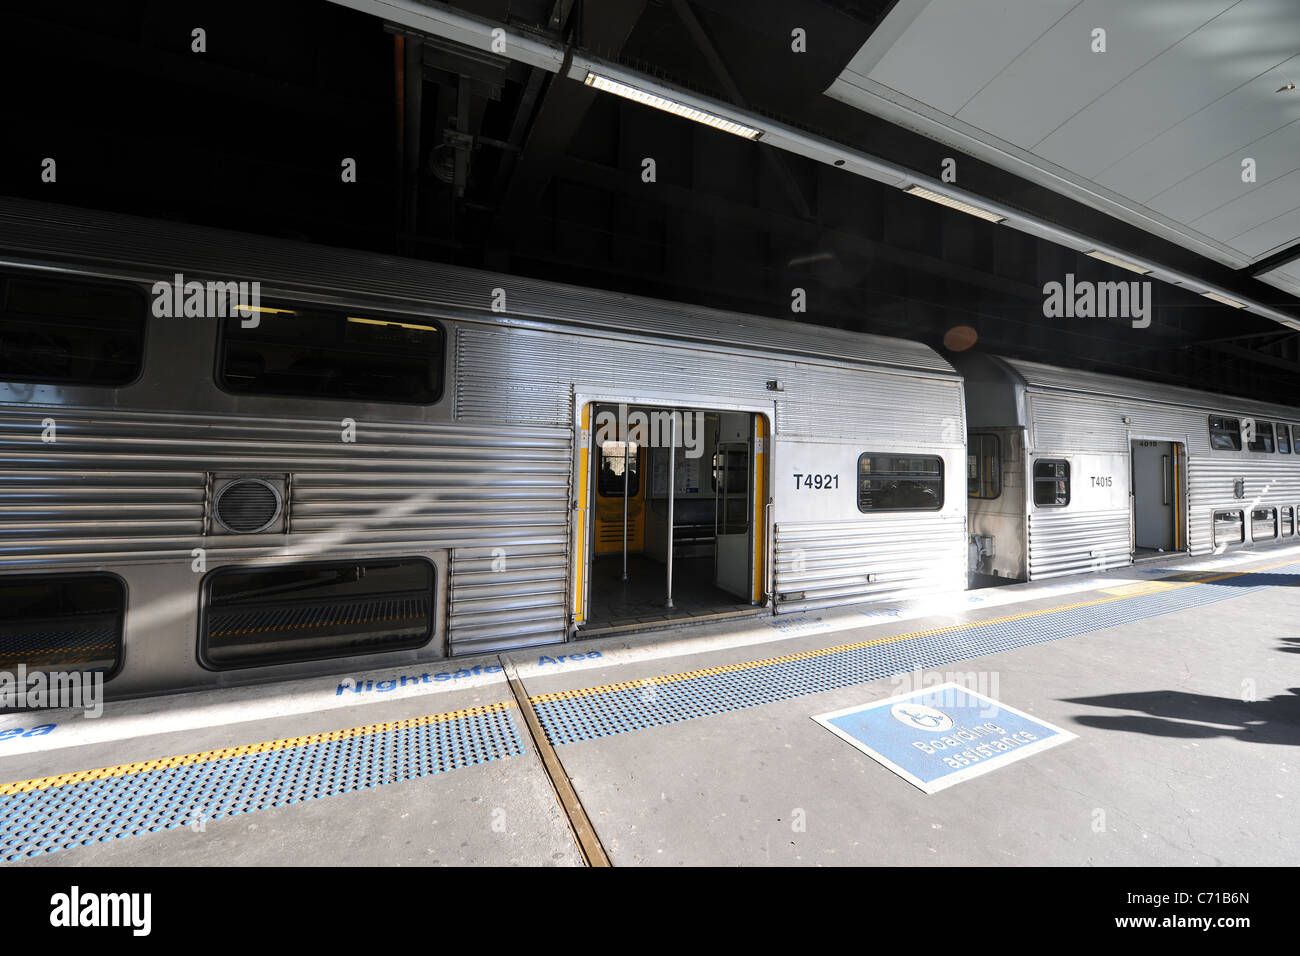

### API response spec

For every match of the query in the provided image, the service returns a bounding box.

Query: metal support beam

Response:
[324,0,1300,334]
[669,0,812,219]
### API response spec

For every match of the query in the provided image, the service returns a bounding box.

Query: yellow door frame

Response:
[570,394,776,631]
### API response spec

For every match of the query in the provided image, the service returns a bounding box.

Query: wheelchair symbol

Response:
[890,702,954,733]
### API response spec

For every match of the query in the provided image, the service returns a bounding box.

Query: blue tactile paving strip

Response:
[530,563,1300,746]
[0,702,522,863]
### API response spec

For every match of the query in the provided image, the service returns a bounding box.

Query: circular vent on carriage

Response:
[214,478,283,534]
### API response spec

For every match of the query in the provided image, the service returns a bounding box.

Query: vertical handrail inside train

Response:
[621,439,630,582]
[666,412,676,609]
[714,449,721,550]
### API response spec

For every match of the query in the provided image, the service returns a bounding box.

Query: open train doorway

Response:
[1131,439,1184,559]
[577,403,767,632]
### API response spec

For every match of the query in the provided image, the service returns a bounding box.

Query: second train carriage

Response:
[0,199,968,699]
[958,353,1300,581]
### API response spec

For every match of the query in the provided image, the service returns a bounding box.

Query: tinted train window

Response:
[967,433,1001,500]
[1248,420,1275,453]
[218,307,444,404]
[598,441,639,497]
[1208,416,1241,451]
[0,574,123,676]
[201,559,434,669]
[857,454,943,512]
[1032,459,1070,507]
[0,274,145,386]
[1282,506,1295,537]
[1277,424,1292,454]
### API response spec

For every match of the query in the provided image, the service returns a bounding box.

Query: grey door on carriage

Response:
[1131,439,1175,553]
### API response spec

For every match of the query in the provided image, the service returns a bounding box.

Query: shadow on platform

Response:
[1062,688,1300,746]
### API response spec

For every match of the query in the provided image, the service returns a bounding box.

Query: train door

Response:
[573,401,767,632]
[1131,439,1183,556]
[713,413,752,599]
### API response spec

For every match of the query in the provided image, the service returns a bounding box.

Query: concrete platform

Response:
[2,543,1298,866]
[1,683,583,867]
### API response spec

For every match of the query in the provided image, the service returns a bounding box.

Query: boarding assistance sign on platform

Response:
[812,683,1075,794]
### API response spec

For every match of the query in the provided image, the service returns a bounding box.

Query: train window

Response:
[1248,420,1275,453]
[0,573,124,678]
[1032,459,1070,507]
[1207,416,1241,451]
[200,558,434,669]
[1213,510,1244,547]
[0,273,145,387]
[1251,508,1277,541]
[1277,424,1292,454]
[598,441,639,497]
[714,443,751,532]
[857,454,943,512]
[217,306,444,404]
[967,433,1001,500]
[1282,506,1295,537]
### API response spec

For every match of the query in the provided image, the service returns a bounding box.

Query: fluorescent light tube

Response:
[583,72,763,140]
[1086,250,1151,275]
[904,185,1005,223]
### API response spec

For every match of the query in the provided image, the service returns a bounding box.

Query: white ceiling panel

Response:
[865,0,1078,117]
[1033,0,1300,176]
[1096,55,1300,202]
[1230,207,1300,258]
[1188,164,1300,242]
[956,0,1238,150]
[1146,119,1300,223]
[828,0,1300,269]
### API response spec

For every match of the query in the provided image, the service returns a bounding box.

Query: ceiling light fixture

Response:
[583,72,764,140]
[1086,250,1152,274]
[903,185,1006,223]
[1201,291,1248,309]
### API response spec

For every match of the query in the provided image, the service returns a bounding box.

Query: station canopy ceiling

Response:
[827,0,1300,297]
[1,0,1299,403]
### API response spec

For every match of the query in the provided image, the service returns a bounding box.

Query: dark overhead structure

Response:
[1,0,1298,401]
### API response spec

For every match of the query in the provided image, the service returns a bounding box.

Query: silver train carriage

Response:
[958,353,1300,581]
[0,199,967,699]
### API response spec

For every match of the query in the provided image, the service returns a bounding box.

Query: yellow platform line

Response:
[0,700,513,796]
[531,555,1300,705]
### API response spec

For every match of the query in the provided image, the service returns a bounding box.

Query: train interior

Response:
[583,405,761,631]
[1131,439,1186,559]
[966,427,1028,585]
